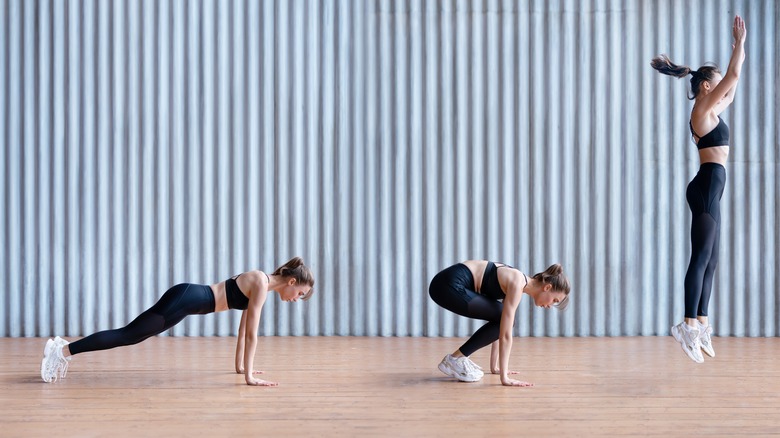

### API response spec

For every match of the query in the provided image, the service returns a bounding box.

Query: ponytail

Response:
[651,54,722,100]
[650,54,692,78]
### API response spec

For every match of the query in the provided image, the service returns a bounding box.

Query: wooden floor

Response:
[1,337,779,437]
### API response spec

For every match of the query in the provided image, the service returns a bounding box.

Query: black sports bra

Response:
[479,262,528,300]
[225,275,249,310]
[690,116,729,150]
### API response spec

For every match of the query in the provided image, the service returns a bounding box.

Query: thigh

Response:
[466,294,504,322]
[429,264,474,313]
[429,281,474,317]
[430,282,502,323]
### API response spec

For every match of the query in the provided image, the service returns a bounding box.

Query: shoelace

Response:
[54,338,70,379]
[685,327,701,349]
[459,358,481,374]
[47,343,70,382]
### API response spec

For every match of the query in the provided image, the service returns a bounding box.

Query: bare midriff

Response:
[698,146,729,166]
[461,260,489,293]
[209,283,229,312]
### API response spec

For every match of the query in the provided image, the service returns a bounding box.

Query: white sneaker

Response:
[41,337,70,383]
[54,337,71,378]
[697,322,715,358]
[465,357,483,371]
[437,354,484,382]
[671,322,704,363]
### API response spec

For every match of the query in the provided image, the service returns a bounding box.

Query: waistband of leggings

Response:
[699,162,725,172]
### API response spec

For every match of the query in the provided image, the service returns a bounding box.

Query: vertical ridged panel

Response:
[1,0,778,337]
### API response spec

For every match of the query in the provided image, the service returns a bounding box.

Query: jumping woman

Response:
[429,261,571,386]
[651,15,746,363]
[41,257,314,386]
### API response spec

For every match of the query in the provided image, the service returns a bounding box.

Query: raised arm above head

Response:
[650,16,747,117]
[695,15,746,115]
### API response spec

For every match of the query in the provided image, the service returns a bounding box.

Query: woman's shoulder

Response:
[242,269,269,281]
[235,270,270,290]
[497,265,527,285]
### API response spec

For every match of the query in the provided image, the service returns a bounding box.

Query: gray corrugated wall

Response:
[1,0,778,338]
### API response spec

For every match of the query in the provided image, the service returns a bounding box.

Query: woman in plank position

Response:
[41,257,314,386]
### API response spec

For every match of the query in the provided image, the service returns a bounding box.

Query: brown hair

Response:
[272,257,315,301]
[532,263,571,296]
[650,54,721,100]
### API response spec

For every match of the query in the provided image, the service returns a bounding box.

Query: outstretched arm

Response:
[697,16,746,115]
[497,279,533,387]
[712,40,745,116]
[242,272,275,386]
[234,310,265,375]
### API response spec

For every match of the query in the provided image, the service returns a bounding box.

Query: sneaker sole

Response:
[671,325,704,364]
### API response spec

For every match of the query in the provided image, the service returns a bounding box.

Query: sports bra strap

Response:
[689,120,700,139]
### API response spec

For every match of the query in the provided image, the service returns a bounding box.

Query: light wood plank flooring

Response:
[1,337,779,436]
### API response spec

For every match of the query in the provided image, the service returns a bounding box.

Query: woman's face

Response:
[533,287,567,309]
[278,280,311,302]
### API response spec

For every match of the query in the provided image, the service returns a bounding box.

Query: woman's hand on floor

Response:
[236,368,265,375]
[246,377,278,387]
[501,377,533,387]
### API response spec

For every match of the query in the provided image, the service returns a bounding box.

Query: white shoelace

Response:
[45,343,70,382]
[683,326,701,349]
[459,358,481,374]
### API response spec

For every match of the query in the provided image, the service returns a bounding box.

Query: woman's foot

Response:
[697,321,715,358]
[437,354,484,382]
[671,322,704,363]
[40,337,71,383]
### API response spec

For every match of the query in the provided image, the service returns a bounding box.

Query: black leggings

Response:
[429,264,503,357]
[68,283,216,355]
[684,163,726,319]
